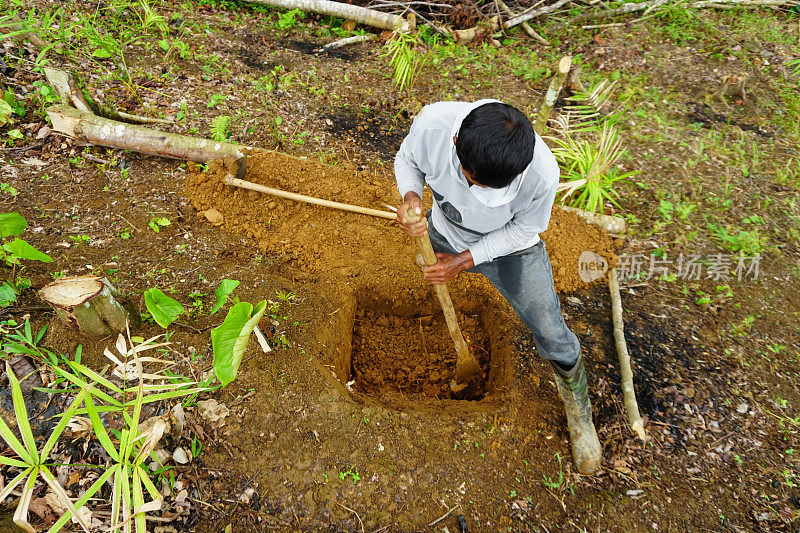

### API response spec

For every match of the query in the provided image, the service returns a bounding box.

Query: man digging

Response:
[394,99,602,475]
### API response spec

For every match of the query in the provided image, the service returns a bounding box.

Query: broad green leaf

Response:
[0,212,27,238]
[210,279,240,315]
[144,288,184,328]
[92,48,112,58]
[212,301,267,387]
[3,238,52,263]
[0,99,12,127]
[6,363,38,463]
[0,281,17,306]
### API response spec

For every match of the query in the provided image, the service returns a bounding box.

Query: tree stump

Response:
[39,276,136,336]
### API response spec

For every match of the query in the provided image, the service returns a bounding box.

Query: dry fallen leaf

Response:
[197,398,230,424]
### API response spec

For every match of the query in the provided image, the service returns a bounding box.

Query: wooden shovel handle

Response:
[225,176,397,220]
[404,207,471,364]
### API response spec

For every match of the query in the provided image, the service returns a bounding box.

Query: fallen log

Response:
[247,0,412,31]
[46,105,259,163]
[39,276,137,337]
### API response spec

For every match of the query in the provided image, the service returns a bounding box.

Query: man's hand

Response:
[424,251,474,284]
[396,192,428,237]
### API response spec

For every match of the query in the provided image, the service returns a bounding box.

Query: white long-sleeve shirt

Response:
[394,100,560,266]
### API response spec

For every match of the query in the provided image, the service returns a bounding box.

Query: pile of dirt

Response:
[352,309,490,399]
[186,151,616,293]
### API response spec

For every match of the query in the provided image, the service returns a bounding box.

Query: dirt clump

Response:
[185,150,617,294]
[352,309,490,400]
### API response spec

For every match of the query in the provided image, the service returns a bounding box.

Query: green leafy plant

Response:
[210,115,231,141]
[550,123,636,214]
[707,223,767,255]
[0,213,51,307]
[212,300,267,386]
[211,278,240,315]
[0,364,93,532]
[207,93,227,108]
[144,288,184,328]
[0,99,12,126]
[542,452,566,490]
[80,385,166,533]
[5,128,24,147]
[382,30,432,93]
[275,8,304,31]
[339,466,362,484]
[148,216,170,232]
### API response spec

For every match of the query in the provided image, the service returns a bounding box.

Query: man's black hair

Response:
[455,102,535,189]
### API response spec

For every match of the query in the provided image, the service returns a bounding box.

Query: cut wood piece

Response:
[46,105,260,163]
[39,276,136,336]
[559,205,627,235]
[609,268,646,441]
[247,0,411,31]
[534,56,571,135]
[451,15,499,45]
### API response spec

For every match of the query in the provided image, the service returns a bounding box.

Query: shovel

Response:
[403,206,482,393]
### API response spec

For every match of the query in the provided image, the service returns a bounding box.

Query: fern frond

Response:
[210,115,231,142]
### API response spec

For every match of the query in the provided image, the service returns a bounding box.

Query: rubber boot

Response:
[551,356,602,475]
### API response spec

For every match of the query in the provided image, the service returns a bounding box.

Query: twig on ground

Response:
[0,142,43,152]
[427,505,458,526]
[496,0,549,44]
[334,499,365,533]
[314,34,377,54]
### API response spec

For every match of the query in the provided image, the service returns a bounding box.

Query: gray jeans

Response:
[427,217,580,367]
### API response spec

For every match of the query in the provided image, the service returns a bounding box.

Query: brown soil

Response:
[185,150,617,294]
[353,309,490,399]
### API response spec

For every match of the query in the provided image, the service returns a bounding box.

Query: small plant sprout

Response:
[148,216,171,232]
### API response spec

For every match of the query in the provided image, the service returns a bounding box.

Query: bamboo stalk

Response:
[534,56,571,135]
[224,176,397,220]
[609,268,646,441]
